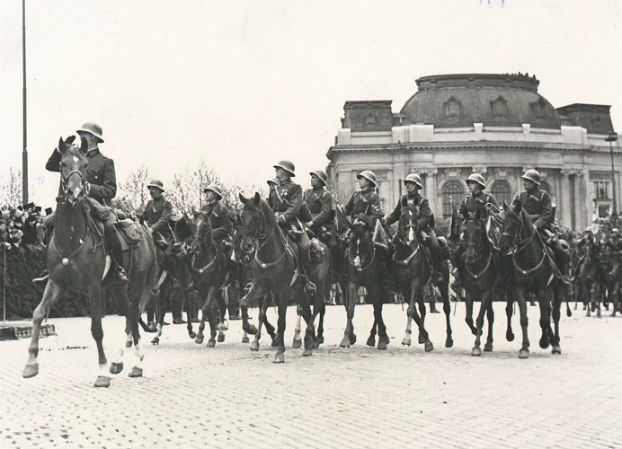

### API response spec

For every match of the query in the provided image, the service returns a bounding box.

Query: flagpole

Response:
[22,0,29,206]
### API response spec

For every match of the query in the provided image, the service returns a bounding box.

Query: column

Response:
[423,168,438,217]
[560,169,572,228]
[572,170,586,230]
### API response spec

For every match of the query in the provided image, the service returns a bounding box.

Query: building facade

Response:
[327,73,621,230]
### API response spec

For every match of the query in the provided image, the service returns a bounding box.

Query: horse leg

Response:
[23,280,63,378]
[417,298,427,345]
[340,281,357,347]
[471,292,489,356]
[216,289,226,342]
[250,298,268,351]
[301,302,316,357]
[408,284,431,352]
[273,291,288,364]
[110,286,131,375]
[516,288,530,359]
[186,289,197,339]
[441,285,453,348]
[195,290,208,345]
[88,282,110,387]
[151,281,168,345]
[538,296,550,350]
[464,297,478,336]
[292,305,303,349]
[551,285,562,354]
[402,301,413,347]
[484,300,494,352]
[505,296,515,342]
[241,283,266,335]
[316,302,326,345]
[374,299,389,350]
[206,287,218,347]
[366,315,377,347]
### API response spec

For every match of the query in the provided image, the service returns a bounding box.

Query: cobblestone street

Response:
[1,302,620,449]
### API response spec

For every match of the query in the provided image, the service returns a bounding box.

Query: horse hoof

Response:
[206,339,216,348]
[292,337,302,349]
[244,324,258,335]
[552,345,562,355]
[22,363,39,378]
[128,367,143,378]
[317,335,324,345]
[109,362,124,375]
[250,341,259,351]
[302,348,313,357]
[350,333,357,345]
[188,332,196,339]
[445,337,454,348]
[271,338,279,347]
[484,343,493,352]
[151,337,159,345]
[366,335,376,347]
[506,331,515,342]
[518,349,530,359]
[418,334,425,344]
[377,340,387,350]
[339,336,351,348]
[195,336,204,345]
[218,322,228,331]
[218,333,225,343]
[539,338,549,350]
[471,347,482,357]
[94,375,111,388]
[242,335,250,344]
[402,336,411,346]
[273,352,285,363]
[424,341,433,352]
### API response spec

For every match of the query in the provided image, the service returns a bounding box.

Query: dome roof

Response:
[400,73,561,129]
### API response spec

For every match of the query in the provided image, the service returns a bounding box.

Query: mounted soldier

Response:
[384,173,446,282]
[33,122,128,284]
[304,169,336,248]
[138,180,174,246]
[513,169,569,278]
[200,184,233,245]
[344,170,384,223]
[452,173,499,290]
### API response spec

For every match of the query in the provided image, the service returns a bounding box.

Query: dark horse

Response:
[187,210,229,347]
[23,137,158,386]
[340,214,389,350]
[499,200,564,358]
[237,193,311,363]
[393,211,441,352]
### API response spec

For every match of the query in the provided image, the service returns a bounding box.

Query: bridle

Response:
[241,207,290,270]
[502,209,547,276]
[464,219,493,279]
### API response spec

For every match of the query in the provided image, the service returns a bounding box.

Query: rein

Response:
[249,210,292,270]
[346,235,376,272]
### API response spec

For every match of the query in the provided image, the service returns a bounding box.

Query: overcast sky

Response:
[1,0,621,207]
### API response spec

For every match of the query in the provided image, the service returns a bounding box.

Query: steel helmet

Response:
[356,170,377,187]
[404,173,423,189]
[203,184,223,199]
[521,169,541,186]
[310,170,328,186]
[76,122,104,143]
[466,173,486,189]
[147,180,165,192]
[273,160,296,177]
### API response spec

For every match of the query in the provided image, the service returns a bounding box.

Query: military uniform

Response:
[459,190,498,222]
[200,202,233,241]
[344,190,384,221]
[141,196,174,242]
[269,180,303,228]
[385,192,432,232]
[513,189,554,230]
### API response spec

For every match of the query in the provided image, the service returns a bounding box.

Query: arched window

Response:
[490,180,512,206]
[442,181,465,218]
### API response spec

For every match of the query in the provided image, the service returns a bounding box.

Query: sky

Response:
[1,0,621,208]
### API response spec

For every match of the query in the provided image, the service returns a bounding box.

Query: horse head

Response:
[57,136,89,206]
[190,210,214,254]
[499,199,523,255]
[464,213,487,262]
[238,192,268,256]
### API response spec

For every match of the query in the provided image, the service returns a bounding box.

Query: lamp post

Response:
[605,132,618,219]
[21,0,28,206]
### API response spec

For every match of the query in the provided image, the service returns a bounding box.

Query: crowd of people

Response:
[0,203,51,250]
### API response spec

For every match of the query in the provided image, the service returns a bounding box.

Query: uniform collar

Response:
[86,147,100,158]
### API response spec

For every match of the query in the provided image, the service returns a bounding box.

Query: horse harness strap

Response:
[465,250,492,279]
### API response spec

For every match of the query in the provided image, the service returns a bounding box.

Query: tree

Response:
[115,165,151,214]
[0,168,22,206]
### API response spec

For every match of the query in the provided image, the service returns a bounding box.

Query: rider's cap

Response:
[310,170,328,186]
[273,160,296,177]
[147,180,165,192]
[357,170,377,187]
[76,122,104,143]
[403,173,423,189]
[521,169,541,186]
[203,184,223,199]
[466,173,486,189]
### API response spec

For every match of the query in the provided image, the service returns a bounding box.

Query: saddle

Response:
[115,220,143,250]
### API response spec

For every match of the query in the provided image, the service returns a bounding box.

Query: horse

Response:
[23,136,159,386]
[499,199,564,358]
[237,192,313,363]
[392,209,437,352]
[340,214,389,350]
[187,210,230,347]
[460,214,505,355]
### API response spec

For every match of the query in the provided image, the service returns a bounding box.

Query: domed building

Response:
[326,73,621,230]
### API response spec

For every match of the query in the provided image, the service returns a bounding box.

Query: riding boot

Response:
[103,221,128,283]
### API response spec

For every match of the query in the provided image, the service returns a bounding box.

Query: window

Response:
[594,180,611,200]
[490,180,512,206]
[442,181,465,218]
[490,96,508,119]
[444,97,462,120]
